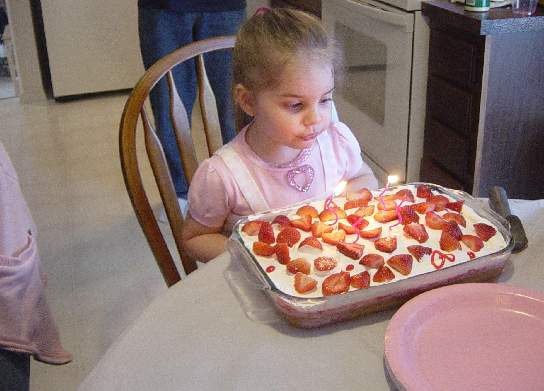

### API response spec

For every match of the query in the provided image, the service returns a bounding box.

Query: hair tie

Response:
[255,7,271,15]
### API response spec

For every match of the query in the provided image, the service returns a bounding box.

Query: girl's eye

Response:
[286,103,303,111]
[320,97,332,104]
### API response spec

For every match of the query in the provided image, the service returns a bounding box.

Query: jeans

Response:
[138,8,245,198]
[0,349,29,391]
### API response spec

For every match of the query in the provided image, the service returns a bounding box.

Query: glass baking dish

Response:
[227,183,514,328]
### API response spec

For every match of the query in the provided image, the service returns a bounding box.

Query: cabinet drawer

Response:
[425,119,470,181]
[428,76,473,136]
[429,30,479,89]
[419,156,465,192]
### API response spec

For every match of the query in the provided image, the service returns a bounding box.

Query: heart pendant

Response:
[286,164,315,192]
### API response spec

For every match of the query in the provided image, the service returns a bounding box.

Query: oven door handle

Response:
[345,0,414,31]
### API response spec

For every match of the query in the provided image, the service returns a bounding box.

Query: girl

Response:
[181,8,378,261]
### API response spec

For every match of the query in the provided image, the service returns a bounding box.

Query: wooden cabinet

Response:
[420,1,544,199]
[270,0,321,17]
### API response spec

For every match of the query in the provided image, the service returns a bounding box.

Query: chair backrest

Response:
[119,36,236,287]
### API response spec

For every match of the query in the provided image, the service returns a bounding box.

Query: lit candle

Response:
[389,199,405,231]
[349,216,365,243]
[378,174,399,208]
[324,180,347,210]
[323,180,348,226]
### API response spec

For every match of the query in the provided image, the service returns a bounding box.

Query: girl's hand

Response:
[345,166,379,194]
[181,214,228,262]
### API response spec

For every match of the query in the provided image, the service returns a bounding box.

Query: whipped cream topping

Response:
[237,185,508,298]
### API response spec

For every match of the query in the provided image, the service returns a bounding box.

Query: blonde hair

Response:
[233,8,341,131]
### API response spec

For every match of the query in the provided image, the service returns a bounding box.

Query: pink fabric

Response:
[188,121,376,232]
[0,143,71,365]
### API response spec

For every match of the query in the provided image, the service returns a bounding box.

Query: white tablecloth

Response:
[78,199,544,391]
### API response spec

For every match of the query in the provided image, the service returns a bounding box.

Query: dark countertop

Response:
[422,0,544,35]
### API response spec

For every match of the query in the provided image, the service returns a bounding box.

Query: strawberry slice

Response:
[407,245,432,261]
[338,221,357,235]
[343,198,369,211]
[442,212,466,228]
[379,193,397,202]
[314,256,337,271]
[272,215,291,228]
[360,253,385,268]
[252,241,276,256]
[440,231,461,252]
[442,221,463,241]
[359,227,382,239]
[377,199,397,211]
[296,205,318,218]
[400,205,419,224]
[427,195,449,211]
[374,236,397,253]
[275,243,290,264]
[461,234,484,252]
[311,221,333,238]
[319,207,347,222]
[346,215,369,229]
[350,271,371,289]
[413,201,436,214]
[417,184,433,199]
[474,223,497,241]
[403,223,429,243]
[294,272,317,294]
[446,200,464,213]
[322,272,351,296]
[374,210,398,223]
[373,265,395,283]
[387,254,413,276]
[395,189,415,203]
[241,220,264,236]
[353,205,375,218]
[276,227,301,247]
[298,236,323,252]
[258,222,275,244]
[337,242,365,260]
[287,258,311,275]
[290,215,312,232]
[425,211,446,230]
[321,230,346,245]
[346,188,373,202]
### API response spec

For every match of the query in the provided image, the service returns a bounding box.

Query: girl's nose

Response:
[303,106,321,126]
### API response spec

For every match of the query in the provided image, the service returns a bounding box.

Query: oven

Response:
[322,0,429,185]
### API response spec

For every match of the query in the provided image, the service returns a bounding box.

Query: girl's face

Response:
[246,60,335,152]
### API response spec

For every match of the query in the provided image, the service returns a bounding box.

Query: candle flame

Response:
[387,175,399,186]
[334,180,348,197]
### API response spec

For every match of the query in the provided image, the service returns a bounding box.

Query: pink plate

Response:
[385,283,544,391]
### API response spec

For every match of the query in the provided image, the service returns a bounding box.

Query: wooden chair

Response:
[119,35,236,287]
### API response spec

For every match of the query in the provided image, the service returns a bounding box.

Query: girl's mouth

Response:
[300,130,323,141]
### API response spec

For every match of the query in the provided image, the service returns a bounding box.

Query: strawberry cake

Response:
[230,183,512,328]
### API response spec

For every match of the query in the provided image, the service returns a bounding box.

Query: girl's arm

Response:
[346,165,379,192]
[181,214,228,262]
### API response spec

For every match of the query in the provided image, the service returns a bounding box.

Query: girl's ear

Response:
[234,84,256,117]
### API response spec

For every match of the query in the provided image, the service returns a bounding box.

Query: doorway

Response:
[0,0,16,99]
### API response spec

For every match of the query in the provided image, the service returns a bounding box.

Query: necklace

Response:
[268,146,315,193]
[268,147,313,169]
[247,121,316,192]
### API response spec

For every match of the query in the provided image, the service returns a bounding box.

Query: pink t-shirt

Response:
[188,121,376,232]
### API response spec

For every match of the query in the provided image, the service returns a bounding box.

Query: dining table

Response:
[78,199,544,391]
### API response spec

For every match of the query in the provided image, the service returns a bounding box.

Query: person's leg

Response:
[0,349,30,391]
[194,10,245,144]
[138,8,198,198]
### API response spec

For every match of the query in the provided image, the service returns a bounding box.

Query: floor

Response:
[0,93,173,390]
